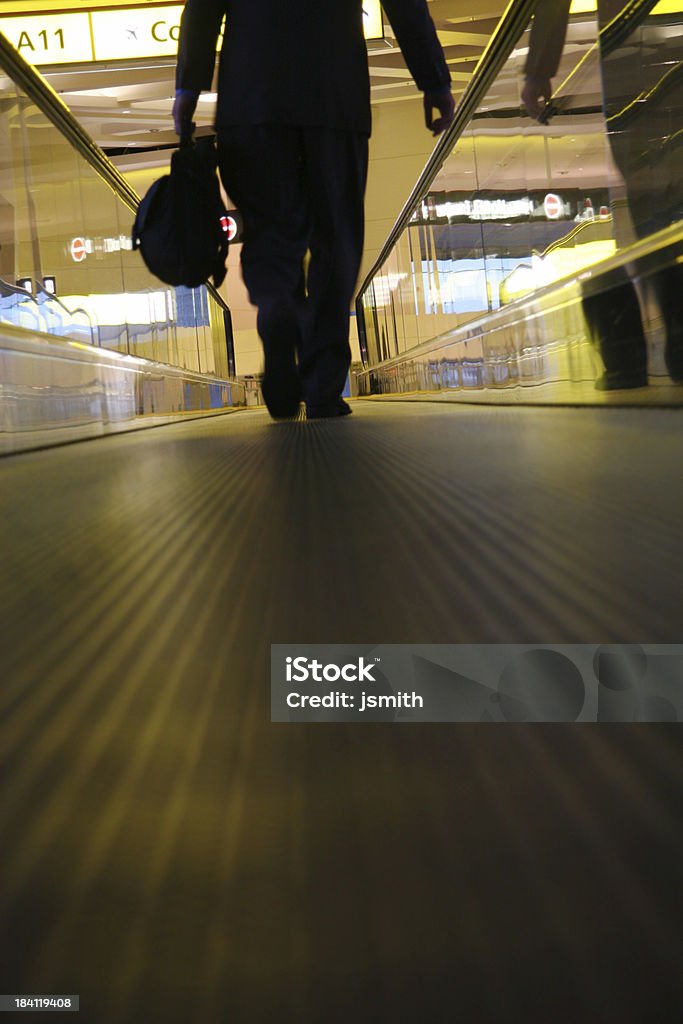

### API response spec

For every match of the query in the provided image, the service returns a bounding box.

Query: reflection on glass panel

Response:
[0,66,231,379]
[422,3,610,314]
[525,0,683,386]
[358,1,683,397]
[406,135,485,338]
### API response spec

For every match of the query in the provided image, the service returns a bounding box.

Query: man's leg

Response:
[582,273,648,390]
[298,129,369,416]
[216,126,310,418]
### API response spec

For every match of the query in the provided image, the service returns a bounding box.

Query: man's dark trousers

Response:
[217,126,369,410]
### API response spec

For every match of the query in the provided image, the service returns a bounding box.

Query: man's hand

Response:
[522,75,553,121]
[173,91,198,139]
[424,89,456,136]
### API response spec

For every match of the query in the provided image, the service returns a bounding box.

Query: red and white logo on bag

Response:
[220,215,238,241]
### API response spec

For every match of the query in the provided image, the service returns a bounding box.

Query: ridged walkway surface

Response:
[1,402,683,1023]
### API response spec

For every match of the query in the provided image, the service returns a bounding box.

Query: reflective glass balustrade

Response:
[357,0,683,401]
[0,36,231,380]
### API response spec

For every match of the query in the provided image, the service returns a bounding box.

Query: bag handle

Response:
[179,122,196,149]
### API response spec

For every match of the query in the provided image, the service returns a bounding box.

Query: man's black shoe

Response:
[262,345,302,419]
[595,368,648,391]
[306,398,352,419]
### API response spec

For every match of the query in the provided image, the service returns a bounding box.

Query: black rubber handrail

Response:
[0,30,232,316]
[601,0,660,56]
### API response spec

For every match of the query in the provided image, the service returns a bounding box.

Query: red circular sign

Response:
[220,215,238,242]
[543,193,563,220]
[70,237,87,262]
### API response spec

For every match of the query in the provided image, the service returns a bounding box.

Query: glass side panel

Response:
[359,1,683,390]
[0,67,229,379]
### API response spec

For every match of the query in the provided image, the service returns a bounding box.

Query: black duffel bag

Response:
[132,135,229,289]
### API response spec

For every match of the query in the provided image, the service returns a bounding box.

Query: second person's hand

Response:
[424,88,456,136]
[521,75,553,121]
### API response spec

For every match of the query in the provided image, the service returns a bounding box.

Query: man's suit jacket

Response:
[176,0,451,134]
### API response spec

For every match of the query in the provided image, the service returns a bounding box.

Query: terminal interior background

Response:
[1,0,512,388]
[2,2,683,1022]
[3,0,683,420]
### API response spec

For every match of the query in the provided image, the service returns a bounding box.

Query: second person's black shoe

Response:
[306,398,352,419]
[594,368,648,391]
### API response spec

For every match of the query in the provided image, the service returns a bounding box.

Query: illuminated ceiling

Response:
[0,1,509,154]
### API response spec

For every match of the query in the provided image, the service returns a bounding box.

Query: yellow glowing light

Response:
[1,2,384,67]
[364,1,384,42]
[544,240,617,282]
[502,239,617,302]
[569,1,683,12]
[60,292,170,326]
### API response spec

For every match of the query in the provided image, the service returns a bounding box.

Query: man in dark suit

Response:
[173,0,454,418]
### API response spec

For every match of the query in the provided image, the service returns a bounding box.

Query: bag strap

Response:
[179,126,196,149]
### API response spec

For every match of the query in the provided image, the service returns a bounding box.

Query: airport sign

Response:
[0,2,385,67]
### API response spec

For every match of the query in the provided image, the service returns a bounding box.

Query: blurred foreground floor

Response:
[1,402,683,1022]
